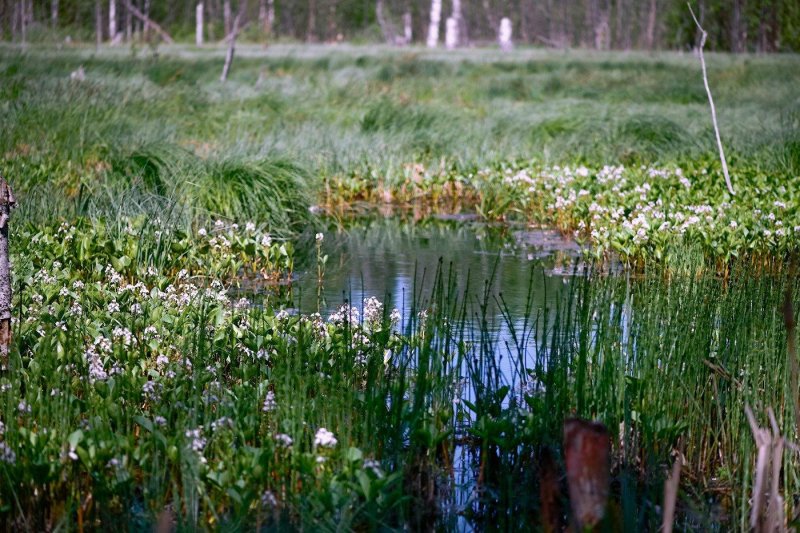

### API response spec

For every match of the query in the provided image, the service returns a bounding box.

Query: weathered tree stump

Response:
[563,418,611,529]
[0,175,15,371]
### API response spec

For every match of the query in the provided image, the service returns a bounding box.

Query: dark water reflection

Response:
[294,216,583,338]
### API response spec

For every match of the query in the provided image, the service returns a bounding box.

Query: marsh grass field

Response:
[1,42,800,530]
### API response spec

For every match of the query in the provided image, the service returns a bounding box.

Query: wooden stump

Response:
[563,418,611,530]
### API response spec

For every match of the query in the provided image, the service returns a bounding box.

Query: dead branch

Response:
[688,3,735,196]
[121,0,174,44]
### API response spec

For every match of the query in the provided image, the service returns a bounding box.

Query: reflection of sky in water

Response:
[292,217,587,522]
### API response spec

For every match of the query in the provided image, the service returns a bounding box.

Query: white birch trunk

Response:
[445,16,458,49]
[499,17,513,51]
[426,0,441,48]
[403,12,412,43]
[109,0,117,42]
[51,0,58,28]
[196,3,204,45]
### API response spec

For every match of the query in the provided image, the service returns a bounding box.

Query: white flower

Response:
[260,234,272,247]
[0,442,16,464]
[262,391,277,412]
[315,232,324,243]
[245,222,256,232]
[314,427,337,448]
[274,433,293,447]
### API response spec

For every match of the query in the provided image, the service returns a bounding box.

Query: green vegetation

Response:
[2,44,800,529]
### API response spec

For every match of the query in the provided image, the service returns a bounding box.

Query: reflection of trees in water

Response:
[297,217,571,327]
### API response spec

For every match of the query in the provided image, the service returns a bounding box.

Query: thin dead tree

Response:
[220,1,247,82]
[688,3,735,196]
[0,176,15,371]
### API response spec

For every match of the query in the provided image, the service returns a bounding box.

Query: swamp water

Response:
[244,215,795,529]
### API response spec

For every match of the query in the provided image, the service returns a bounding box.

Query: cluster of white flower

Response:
[328,304,360,327]
[313,427,338,448]
[262,390,277,412]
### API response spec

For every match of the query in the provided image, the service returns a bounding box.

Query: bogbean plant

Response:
[0,217,426,529]
[326,160,800,269]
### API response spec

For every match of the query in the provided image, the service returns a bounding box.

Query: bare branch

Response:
[688,2,735,196]
[121,0,174,44]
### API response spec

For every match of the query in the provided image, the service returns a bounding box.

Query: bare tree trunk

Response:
[731,0,742,52]
[221,1,247,82]
[51,0,58,29]
[426,0,441,47]
[109,0,117,42]
[306,0,316,42]
[376,0,396,43]
[267,0,275,35]
[20,0,27,44]
[645,0,657,50]
[259,0,272,35]
[223,0,231,36]
[143,0,150,39]
[0,176,15,372]
[125,0,132,40]
[95,0,102,48]
[451,0,466,46]
[402,11,412,43]
[196,2,204,45]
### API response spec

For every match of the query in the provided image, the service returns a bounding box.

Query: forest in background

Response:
[0,0,798,52]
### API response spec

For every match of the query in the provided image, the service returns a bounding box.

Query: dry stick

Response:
[746,405,771,531]
[0,175,15,371]
[121,0,174,44]
[220,6,245,83]
[688,3,735,196]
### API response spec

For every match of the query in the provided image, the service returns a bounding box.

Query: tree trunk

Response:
[95,0,102,48]
[143,0,150,39]
[221,1,247,82]
[223,0,231,36]
[426,0,441,47]
[452,0,466,46]
[20,0,27,44]
[402,11,412,43]
[0,176,15,372]
[731,0,742,52]
[109,0,117,42]
[645,0,657,50]
[196,2,204,45]
[259,0,272,35]
[306,0,316,42]
[51,0,58,29]
[376,0,396,43]
[125,0,132,40]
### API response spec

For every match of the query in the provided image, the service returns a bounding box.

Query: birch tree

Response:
[426,0,441,47]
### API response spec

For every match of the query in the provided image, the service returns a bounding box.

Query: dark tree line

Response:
[0,0,798,51]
